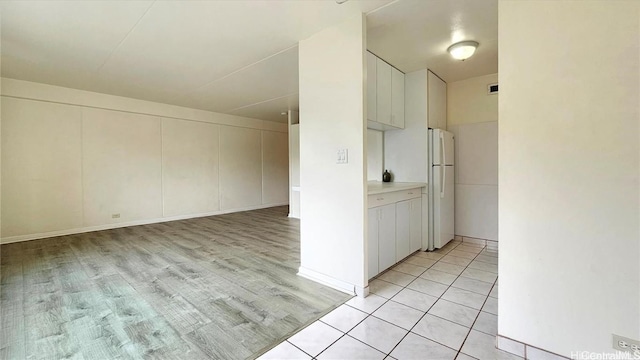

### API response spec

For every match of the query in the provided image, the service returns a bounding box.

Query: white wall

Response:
[384,70,429,183]
[82,108,163,226]
[1,79,288,242]
[162,118,220,217]
[367,129,383,181]
[298,14,367,295]
[219,126,263,210]
[288,111,301,219]
[447,74,498,241]
[448,73,498,127]
[499,0,639,356]
[2,98,84,235]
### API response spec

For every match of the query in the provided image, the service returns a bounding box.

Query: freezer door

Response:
[432,129,455,166]
[433,165,455,249]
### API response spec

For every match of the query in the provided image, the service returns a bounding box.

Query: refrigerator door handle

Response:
[440,131,445,165]
[441,166,445,198]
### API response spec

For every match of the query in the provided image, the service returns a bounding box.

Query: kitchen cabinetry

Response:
[367,51,404,131]
[377,204,397,273]
[367,208,379,279]
[396,197,421,261]
[391,67,405,128]
[367,184,424,279]
[428,70,447,130]
[376,57,392,127]
[383,69,447,184]
[367,52,377,123]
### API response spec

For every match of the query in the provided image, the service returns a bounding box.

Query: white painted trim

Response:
[0,78,287,133]
[355,285,369,298]
[297,267,356,296]
[1,202,288,244]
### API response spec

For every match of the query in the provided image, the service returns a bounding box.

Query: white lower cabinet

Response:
[378,204,397,273]
[409,197,422,252]
[367,208,379,279]
[368,190,422,279]
[396,200,411,261]
[396,197,422,262]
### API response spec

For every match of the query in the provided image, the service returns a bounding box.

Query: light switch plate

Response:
[337,149,348,164]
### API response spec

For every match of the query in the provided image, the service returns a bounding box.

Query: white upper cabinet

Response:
[367,51,377,123]
[428,70,447,130]
[391,67,405,129]
[367,51,404,131]
[376,57,392,127]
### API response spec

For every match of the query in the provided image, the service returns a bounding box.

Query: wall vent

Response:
[488,83,499,95]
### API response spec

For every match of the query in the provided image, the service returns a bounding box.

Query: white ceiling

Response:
[368,0,498,82]
[0,0,498,123]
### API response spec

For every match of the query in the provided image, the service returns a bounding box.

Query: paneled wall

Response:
[161,118,220,217]
[1,79,288,242]
[447,73,498,242]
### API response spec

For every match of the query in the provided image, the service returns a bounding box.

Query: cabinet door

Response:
[378,203,396,272]
[396,200,411,261]
[376,58,392,126]
[391,67,405,129]
[428,71,446,130]
[409,197,422,252]
[368,208,380,279]
[367,52,377,122]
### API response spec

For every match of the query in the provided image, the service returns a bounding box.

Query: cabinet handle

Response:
[377,197,384,201]
[408,192,413,195]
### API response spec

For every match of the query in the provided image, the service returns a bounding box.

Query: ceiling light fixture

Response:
[447,40,479,61]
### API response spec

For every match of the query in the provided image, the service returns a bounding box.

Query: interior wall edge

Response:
[0,201,289,245]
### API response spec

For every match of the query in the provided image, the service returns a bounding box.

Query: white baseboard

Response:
[355,285,369,298]
[1,202,288,244]
[297,267,357,296]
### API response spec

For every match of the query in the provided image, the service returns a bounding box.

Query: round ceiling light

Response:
[447,41,479,61]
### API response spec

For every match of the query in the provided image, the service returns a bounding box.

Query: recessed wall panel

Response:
[82,108,162,226]
[1,98,83,236]
[262,131,288,204]
[219,126,262,210]
[162,118,220,216]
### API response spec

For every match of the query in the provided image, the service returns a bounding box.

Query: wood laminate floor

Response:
[0,206,350,359]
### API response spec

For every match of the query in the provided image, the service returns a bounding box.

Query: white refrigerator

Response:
[428,129,455,250]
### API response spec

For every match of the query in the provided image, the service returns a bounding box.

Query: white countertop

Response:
[367,181,427,195]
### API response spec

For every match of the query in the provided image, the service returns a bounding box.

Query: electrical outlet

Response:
[613,334,640,354]
[112,213,120,219]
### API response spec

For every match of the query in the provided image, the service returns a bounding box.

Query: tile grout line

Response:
[448,243,500,358]
[455,272,499,358]
[282,240,499,359]
[322,245,459,357]
[376,241,497,358]
[374,241,471,357]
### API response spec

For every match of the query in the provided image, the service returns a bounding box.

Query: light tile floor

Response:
[259,240,521,360]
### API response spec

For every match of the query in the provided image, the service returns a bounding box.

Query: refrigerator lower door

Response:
[433,165,455,249]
